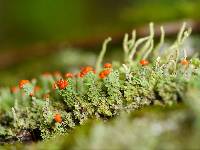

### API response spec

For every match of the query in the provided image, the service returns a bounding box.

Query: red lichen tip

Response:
[65,72,74,78]
[19,80,30,89]
[99,72,106,79]
[75,72,84,78]
[29,92,34,97]
[56,79,68,90]
[180,59,189,65]
[81,66,94,76]
[99,69,111,79]
[82,66,93,72]
[54,114,62,123]
[10,86,19,94]
[104,63,112,68]
[140,59,149,66]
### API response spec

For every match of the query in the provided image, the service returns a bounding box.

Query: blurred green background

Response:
[1,0,200,49]
[0,0,200,86]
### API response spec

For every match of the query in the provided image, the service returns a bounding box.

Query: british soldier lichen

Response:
[0,23,199,142]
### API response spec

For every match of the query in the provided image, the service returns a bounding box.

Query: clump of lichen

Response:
[0,23,199,144]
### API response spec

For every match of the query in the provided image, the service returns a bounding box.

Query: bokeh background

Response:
[0,0,200,86]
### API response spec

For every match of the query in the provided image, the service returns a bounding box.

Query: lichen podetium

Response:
[0,23,200,143]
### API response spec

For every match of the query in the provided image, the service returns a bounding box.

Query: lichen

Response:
[0,23,199,145]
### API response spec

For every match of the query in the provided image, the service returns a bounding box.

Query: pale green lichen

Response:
[0,23,199,144]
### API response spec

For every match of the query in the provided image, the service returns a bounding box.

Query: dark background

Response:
[1,0,199,49]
